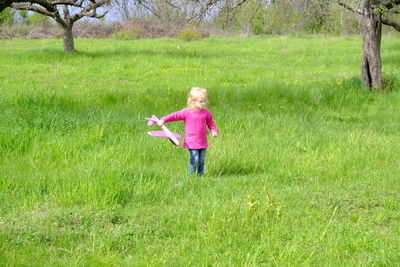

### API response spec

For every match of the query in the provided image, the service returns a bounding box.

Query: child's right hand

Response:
[157,119,164,126]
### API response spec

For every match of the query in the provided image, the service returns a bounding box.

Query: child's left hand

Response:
[211,131,218,138]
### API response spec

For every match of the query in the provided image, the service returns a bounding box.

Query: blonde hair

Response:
[187,87,208,108]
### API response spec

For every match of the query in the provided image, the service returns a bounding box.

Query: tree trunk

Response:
[63,24,74,53]
[361,0,383,90]
[62,5,74,53]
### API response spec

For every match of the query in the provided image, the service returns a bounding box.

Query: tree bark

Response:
[361,0,383,90]
[62,5,74,53]
[63,24,75,52]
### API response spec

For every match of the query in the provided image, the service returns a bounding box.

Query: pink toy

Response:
[146,115,182,146]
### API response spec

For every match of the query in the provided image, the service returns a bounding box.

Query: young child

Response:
[158,87,218,176]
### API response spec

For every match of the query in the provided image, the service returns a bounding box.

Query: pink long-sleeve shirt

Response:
[161,108,218,149]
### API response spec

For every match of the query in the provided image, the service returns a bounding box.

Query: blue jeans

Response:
[188,149,206,176]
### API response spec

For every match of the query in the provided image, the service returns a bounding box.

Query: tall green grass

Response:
[0,35,399,265]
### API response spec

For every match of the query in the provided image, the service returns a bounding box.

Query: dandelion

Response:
[247,195,260,209]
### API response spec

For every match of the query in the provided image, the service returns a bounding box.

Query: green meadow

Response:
[0,35,399,265]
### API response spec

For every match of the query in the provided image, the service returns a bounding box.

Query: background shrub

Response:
[177,27,202,41]
[112,26,143,40]
[111,31,130,40]
[0,7,14,26]
[27,13,50,25]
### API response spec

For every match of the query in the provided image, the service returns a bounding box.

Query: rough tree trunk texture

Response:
[62,5,74,53]
[63,24,75,52]
[64,25,75,53]
[361,0,383,90]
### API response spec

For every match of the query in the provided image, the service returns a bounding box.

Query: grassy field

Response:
[0,35,399,266]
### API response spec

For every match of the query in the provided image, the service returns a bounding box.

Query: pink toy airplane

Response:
[146,115,182,146]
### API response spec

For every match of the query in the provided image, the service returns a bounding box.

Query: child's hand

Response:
[211,131,218,138]
[157,120,164,126]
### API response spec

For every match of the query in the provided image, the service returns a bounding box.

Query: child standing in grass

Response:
[158,87,218,176]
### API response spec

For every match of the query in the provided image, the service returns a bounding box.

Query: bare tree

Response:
[339,0,400,90]
[5,0,110,52]
[112,0,151,20]
[110,0,251,26]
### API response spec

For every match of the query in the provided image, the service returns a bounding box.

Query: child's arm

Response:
[206,112,218,138]
[159,109,186,125]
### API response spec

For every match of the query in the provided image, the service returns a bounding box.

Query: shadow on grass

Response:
[210,164,264,177]
[254,76,374,111]
[3,47,138,62]
[341,76,363,88]
[340,74,398,92]
[75,47,235,60]
[7,45,236,62]
[384,41,400,67]
[383,73,400,91]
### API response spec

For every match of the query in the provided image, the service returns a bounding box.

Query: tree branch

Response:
[232,0,249,10]
[1,0,94,11]
[69,0,109,22]
[11,1,68,26]
[10,0,56,11]
[381,15,400,31]
[51,0,84,7]
[338,0,363,15]
[11,2,54,15]
[383,0,400,10]
[136,0,162,19]
[186,0,220,24]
